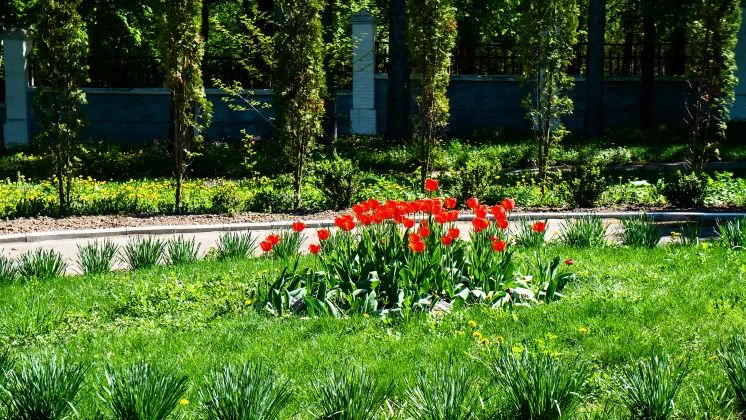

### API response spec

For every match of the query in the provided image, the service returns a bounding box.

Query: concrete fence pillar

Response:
[350,10,377,134]
[732,1,746,120]
[2,28,32,146]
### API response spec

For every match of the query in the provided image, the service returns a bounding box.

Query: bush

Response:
[166,236,201,266]
[216,232,256,260]
[716,217,746,249]
[122,237,166,270]
[558,215,606,247]
[314,155,362,210]
[17,249,67,280]
[567,165,607,207]
[453,155,501,205]
[309,365,394,420]
[615,353,691,420]
[621,215,664,248]
[77,240,119,275]
[211,181,245,215]
[661,171,706,208]
[99,362,188,420]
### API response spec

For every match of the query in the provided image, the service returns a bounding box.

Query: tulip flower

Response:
[292,221,306,232]
[492,241,507,252]
[317,229,330,241]
[309,244,321,254]
[425,179,439,192]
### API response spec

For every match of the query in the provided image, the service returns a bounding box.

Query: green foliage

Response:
[17,249,67,280]
[309,365,394,420]
[197,362,293,420]
[211,181,244,215]
[0,355,88,420]
[77,239,119,275]
[615,353,691,420]
[661,171,706,208]
[0,256,17,284]
[0,291,61,339]
[166,236,201,266]
[269,232,304,260]
[719,333,746,413]
[568,165,607,207]
[99,362,188,420]
[155,0,213,211]
[408,0,458,189]
[487,348,588,419]
[716,217,746,249]
[678,220,702,246]
[274,0,326,209]
[518,0,579,190]
[216,232,256,260]
[314,155,362,210]
[558,215,606,247]
[621,215,665,248]
[514,220,548,248]
[29,0,89,214]
[452,156,501,205]
[122,237,166,270]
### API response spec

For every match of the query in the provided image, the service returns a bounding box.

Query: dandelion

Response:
[468,320,477,327]
[494,336,504,343]
[708,355,719,361]
[480,338,490,345]
[363,313,369,318]
[244,299,252,305]
[180,399,189,406]
[472,331,483,340]
[578,327,590,334]
[457,331,464,336]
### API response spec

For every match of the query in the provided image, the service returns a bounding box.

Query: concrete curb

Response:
[0,212,743,244]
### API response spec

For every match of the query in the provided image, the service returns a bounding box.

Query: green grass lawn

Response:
[1,245,745,418]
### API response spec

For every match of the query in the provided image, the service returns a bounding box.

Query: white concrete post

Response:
[350,10,377,134]
[732,1,746,120]
[2,28,32,146]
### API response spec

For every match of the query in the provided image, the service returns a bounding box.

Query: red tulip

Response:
[501,198,516,211]
[409,233,422,243]
[466,197,479,209]
[418,226,431,238]
[425,179,439,192]
[409,241,426,252]
[352,203,366,214]
[531,221,547,233]
[267,234,281,245]
[260,241,273,252]
[497,218,509,230]
[491,205,507,220]
[472,218,490,233]
[292,221,306,232]
[317,229,330,241]
[565,259,574,266]
[475,205,488,219]
[448,228,460,239]
[358,213,373,226]
[309,244,321,254]
[447,210,459,222]
[441,236,454,245]
[367,198,380,210]
[444,197,457,209]
[492,240,507,252]
[435,212,448,224]
[403,218,416,229]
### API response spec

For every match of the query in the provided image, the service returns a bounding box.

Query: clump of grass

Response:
[270,231,304,259]
[621,215,664,248]
[77,239,119,275]
[719,333,746,412]
[716,217,746,249]
[16,249,67,280]
[0,293,61,338]
[309,365,394,420]
[513,219,547,248]
[198,361,293,420]
[0,355,88,420]
[99,362,189,420]
[558,215,606,247]
[487,348,587,419]
[405,358,490,420]
[216,232,256,260]
[122,237,166,270]
[678,220,702,246]
[615,353,691,420]
[0,255,17,284]
[166,236,201,266]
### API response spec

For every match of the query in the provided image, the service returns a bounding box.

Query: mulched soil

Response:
[1,204,743,235]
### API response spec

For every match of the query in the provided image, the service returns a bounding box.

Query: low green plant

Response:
[558,215,606,247]
[405,358,491,420]
[166,236,201,265]
[0,292,62,338]
[0,355,88,420]
[453,156,501,205]
[621,215,664,248]
[216,232,256,260]
[615,353,691,420]
[315,155,362,209]
[0,255,17,283]
[719,333,746,412]
[122,237,166,270]
[567,165,607,207]
[677,220,702,246]
[270,231,304,260]
[661,171,706,208]
[99,362,189,420]
[309,365,395,420]
[77,239,119,275]
[514,220,548,248]
[487,347,588,419]
[716,217,746,249]
[197,361,294,420]
[211,181,244,215]
[16,249,67,280]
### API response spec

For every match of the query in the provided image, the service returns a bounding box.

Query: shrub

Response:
[661,171,706,208]
[315,155,361,209]
[99,362,188,420]
[217,232,256,260]
[615,353,691,420]
[211,181,244,215]
[453,156,501,205]
[198,362,293,420]
[0,255,16,284]
[621,215,664,248]
[719,333,746,412]
[487,348,587,419]
[567,165,607,207]
[405,358,490,420]
[558,215,606,247]
[309,365,394,420]
[716,217,746,249]
[122,237,166,270]
[17,249,67,280]
[0,355,88,420]
[77,239,119,275]
[166,236,201,266]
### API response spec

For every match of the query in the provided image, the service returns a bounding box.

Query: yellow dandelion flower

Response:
[494,336,504,343]
[468,320,477,327]
[245,299,252,305]
[708,355,719,361]
[457,331,464,336]
[480,338,490,345]
[179,399,189,406]
[472,331,483,340]
[363,313,370,318]
[579,327,590,334]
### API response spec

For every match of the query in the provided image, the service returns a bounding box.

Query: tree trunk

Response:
[584,0,605,139]
[671,25,686,75]
[640,7,655,129]
[321,0,337,150]
[385,0,410,142]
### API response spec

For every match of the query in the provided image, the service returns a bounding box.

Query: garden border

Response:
[1,211,744,244]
